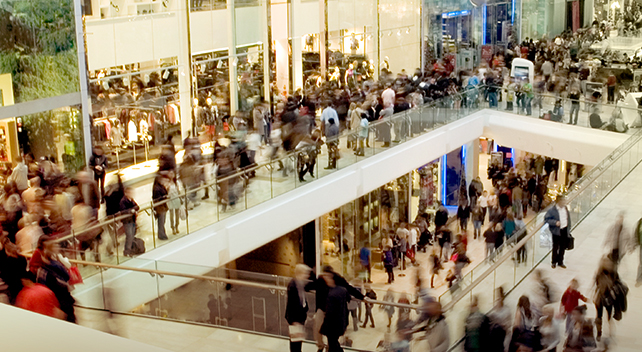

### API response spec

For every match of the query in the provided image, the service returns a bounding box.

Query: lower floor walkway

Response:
[461,152,642,352]
[76,307,335,352]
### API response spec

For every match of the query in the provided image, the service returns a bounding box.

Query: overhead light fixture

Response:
[406,27,410,34]
[397,29,401,36]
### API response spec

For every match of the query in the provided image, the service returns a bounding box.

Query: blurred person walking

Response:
[32,236,76,323]
[319,266,365,352]
[285,264,311,352]
[152,173,169,240]
[89,146,108,200]
[310,266,365,352]
[167,171,183,235]
[119,187,140,256]
[464,296,490,352]
[593,256,628,341]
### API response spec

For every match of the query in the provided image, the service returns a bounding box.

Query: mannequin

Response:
[345,64,355,88]
[350,33,359,55]
[128,118,138,143]
[330,67,341,88]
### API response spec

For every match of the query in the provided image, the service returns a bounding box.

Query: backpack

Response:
[132,237,146,255]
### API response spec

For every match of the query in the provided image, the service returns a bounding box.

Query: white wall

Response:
[484,111,629,166]
[0,304,171,352]
[86,7,264,70]
[86,13,181,70]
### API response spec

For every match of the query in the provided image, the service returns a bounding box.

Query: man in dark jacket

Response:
[285,264,312,352]
[545,196,571,268]
[88,146,108,200]
[309,266,365,352]
[320,271,351,352]
[152,173,169,240]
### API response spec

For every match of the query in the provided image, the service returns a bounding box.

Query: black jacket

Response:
[320,285,350,337]
[307,272,365,313]
[89,154,108,177]
[435,207,449,228]
[152,178,168,212]
[285,279,308,325]
[119,196,139,224]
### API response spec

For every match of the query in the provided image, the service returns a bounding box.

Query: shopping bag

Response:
[179,208,186,221]
[68,266,83,285]
[539,223,552,249]
[289,324,305,342]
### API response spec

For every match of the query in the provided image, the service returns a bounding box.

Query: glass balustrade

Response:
[438,126,642,345]
[71,259,423,352]
[54,88,486,270]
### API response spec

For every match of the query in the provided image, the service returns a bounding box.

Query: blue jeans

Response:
[488,91,498,108]
[523,97,532,115]
[123,221,137,254]
[157,211,168,239]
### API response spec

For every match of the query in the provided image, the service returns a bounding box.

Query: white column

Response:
[177,0,194,139]
[73,0,92,166]
[319,0,327,79]
[290,0,303,91]
[261,0,271,104]
[227,0,239,115]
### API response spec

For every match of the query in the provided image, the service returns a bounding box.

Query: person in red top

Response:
[16,277,65,320]
[560,278,587,334]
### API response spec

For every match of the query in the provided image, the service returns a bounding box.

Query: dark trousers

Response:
[326,334,343,352]
[289,341,302,352]
[595,300,613,337]
[608,86,615,103]
[551,228,568,265]
[385,266,394,283]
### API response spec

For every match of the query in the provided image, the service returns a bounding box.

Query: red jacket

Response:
[561,288,587,313]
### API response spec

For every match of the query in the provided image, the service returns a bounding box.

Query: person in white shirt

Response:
[8,156,29,193]
[382,84,395,108]
[408,224,419,265]
[478,190,489,224]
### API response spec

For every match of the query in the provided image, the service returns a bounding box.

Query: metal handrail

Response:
[53,257,420,310]
[61,87,480,244]
[441,126,642,311]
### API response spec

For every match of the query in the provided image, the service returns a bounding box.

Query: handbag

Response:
[68,266,83,285]
[566,235,575,250]
[179,208,186,221]
[406,248,415,260]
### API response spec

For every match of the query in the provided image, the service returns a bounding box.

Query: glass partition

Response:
[438,126,642,344]
[72,260,422,352]
[57,88,483,271]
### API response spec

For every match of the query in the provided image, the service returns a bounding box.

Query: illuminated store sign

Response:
[442,10,470,18]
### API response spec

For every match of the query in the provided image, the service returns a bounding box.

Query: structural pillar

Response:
[319,0,327,79]
[291,0,304,92]
[177,0,194,139]
[73,0,92,165]
[227,0,239,115]
[261,0,271,104]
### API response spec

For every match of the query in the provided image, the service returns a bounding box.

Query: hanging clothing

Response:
[104,119,111,140]
[128,120,138,142]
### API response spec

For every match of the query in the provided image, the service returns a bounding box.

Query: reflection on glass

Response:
[0,0,80,103]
